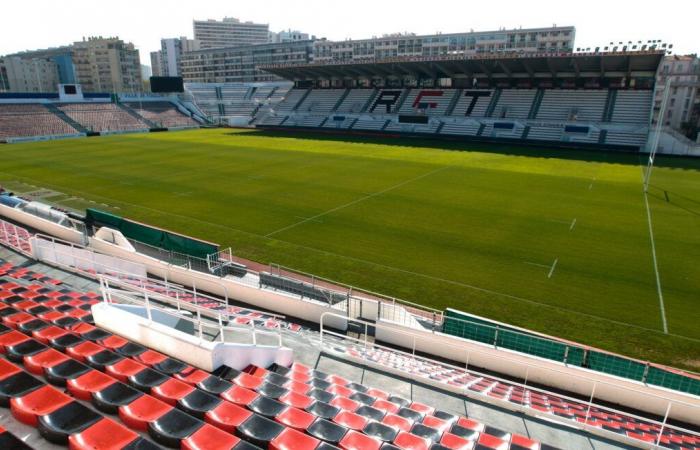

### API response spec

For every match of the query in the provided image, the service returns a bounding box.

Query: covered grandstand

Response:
[249,51,663,150]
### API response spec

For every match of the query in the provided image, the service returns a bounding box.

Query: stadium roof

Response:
[260,51,664,81]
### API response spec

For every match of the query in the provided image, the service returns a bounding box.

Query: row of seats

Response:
[260,88,652,123]
[0,221,32,254]
[0,257,559,450]
[124,102,198,128]
[59,103,149,133]
[331,341,699,449]
[0,104,78,140]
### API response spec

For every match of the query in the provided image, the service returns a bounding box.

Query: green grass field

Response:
[1,128,699,370]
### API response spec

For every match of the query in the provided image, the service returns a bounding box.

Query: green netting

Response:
[444,309,586,366]
[646,367,700,396]
[85,208,218,259]
[587,351,647,380]
[443,308,700,396]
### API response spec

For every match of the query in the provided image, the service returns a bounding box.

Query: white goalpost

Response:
[644,77,672,193]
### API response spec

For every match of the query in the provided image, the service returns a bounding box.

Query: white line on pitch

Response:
[547,219,570,225]
[644,189,669,334]
[548,258,559,279]
[569,218,577,231]
[265,165,452,237]
[524,261,550,269]
[5,169,696,343]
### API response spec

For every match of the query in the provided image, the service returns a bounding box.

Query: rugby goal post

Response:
[644,77,672,193]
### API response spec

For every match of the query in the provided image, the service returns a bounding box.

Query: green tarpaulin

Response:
[85,208,218,259]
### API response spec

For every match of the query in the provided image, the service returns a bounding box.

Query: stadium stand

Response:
[398,89,458,115]
[0,104,78,141]
[124,102,198,128]
[0,210,699,449]
[295,89,348,115]
[0,257,564,450]
[58,103,148,133]
[535,90,608,122]
[335,89,377,114]
[611,90,654,124]
[491,90,538,119]
[253,87,654,149]
[450,90,494,117]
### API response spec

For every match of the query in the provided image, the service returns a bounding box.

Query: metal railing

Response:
[319,312,700,450]
[268,263,444,328]
[30,234,283,324]
[99,275,283,347]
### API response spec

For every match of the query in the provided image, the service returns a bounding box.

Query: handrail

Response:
[269,262,444,322]
[32,234,285,321]
[103,273,286,322]
[319,312,700,446]
[100,275,283,347]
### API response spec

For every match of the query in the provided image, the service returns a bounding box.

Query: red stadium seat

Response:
[182,423,243,450]
[119,394,172,431]
[271,427,322,450]
[68,417,141,450]
[333,410,369,431]
[204,400,252,433]
[338,429,382,450]
[67,370,116,401]
[11,385,73,426]
[275,406,316,430]
[393,431,431,450]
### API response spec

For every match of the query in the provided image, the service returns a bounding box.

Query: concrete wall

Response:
[92,302,292,372]
[89,229,348,330]
[0,204,84,244]
[374,319,700,425]
[31,236,147,278]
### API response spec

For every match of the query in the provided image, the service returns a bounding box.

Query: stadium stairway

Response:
[444,89,464,116]
[117,103,158,128]
[293,89,313,112]
[43,104,88,134]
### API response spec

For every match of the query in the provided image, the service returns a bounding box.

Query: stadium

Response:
[0,14,698,450]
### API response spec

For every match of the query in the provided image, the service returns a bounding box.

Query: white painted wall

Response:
[0,204,84,244]
[89,229,348,330]
[31,236,147,278]
[92,302,292,372]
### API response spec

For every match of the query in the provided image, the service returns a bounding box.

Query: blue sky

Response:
[1,0,696,65]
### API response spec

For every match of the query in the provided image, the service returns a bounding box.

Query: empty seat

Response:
[205,400,252,433]
[119,394,172,431]
[68,417,143,450]
[271,427,322,450]
[0,371,44,406]
[148,408,204,448]
[92,382,143,414]
[178,389,222,418]
[11,384,73,426]
[182,423,246,450]
[236,413,285,447]
[308,418,348,444]
[276,406,316,430]
[38,401,102,444]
